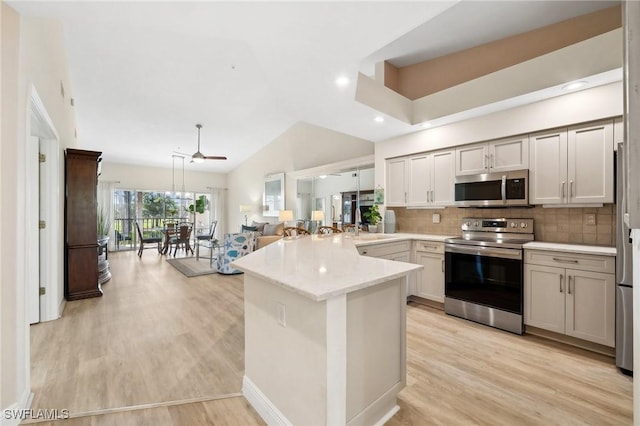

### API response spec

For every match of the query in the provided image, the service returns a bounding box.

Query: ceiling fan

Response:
[174,124,227,163]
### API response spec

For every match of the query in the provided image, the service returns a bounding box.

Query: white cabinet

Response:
[386,158,407,207]
[413,241,444,303]
[357,240,413,295]
[387,150,454,208]
[455,136,528,176]
[529,120,614,205]
[524,250,615,347]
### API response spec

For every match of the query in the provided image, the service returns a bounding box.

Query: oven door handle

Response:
[445,243,522,260]
[501,175,507,204]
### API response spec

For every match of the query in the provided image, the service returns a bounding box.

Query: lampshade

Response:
[239,204,252,213]
[279,210,294,222]
[311,210,324,221]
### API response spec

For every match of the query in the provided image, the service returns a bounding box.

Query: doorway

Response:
[27,88,61,324]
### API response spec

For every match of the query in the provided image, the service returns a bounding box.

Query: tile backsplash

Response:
[390,204,616,246]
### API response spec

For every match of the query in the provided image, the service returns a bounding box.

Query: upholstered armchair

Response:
[215,232,257,275]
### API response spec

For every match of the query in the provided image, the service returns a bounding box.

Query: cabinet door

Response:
[407,155,430,207]
[568,120,614,204]
[529,129,567,205]
[455,143,488,176]
[524,264,565,333]
[565,269,615,347]
[431,150,454,206]
[489,136,529,172]
[386,158,407,207]
[415,252,444,302]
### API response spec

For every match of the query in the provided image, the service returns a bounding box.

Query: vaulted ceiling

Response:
[8,1,621,173]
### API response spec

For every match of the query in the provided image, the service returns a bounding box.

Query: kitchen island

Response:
[232,233,422,426]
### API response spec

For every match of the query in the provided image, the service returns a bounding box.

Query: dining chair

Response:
[318,226,343,234]
[283,226,311,237]
[135,222,162,257]
[171,224,193,256]
[196,220,219,264]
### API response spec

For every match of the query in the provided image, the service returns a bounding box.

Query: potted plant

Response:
[97,206,111,239]
[188,195,207,224]
[363,204,382,233]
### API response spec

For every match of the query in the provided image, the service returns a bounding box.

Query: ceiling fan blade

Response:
[203,155,227,160]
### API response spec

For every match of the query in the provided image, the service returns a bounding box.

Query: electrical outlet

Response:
[585,213,596,225]
[432,213,441,224]
[277,303,286,327]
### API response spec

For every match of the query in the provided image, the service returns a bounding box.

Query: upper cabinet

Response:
[530,119,614,205]
[455,136,529,176]
[386,149,454,208]
[386,158,408,207]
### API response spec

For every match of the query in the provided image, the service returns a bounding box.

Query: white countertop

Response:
[232,233,423,302]
[348,232,453,247]
[523,241,616,256]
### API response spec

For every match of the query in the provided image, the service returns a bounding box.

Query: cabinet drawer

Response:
[413,241,444,254]
[525,250,614,274]
[358,240,411,258]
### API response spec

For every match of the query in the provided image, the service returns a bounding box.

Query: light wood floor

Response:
[29,250,632,425]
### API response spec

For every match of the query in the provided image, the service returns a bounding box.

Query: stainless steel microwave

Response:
[454,170,529,207]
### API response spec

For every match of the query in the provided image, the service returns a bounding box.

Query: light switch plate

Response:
[432,213,441,224]
[585,213,596,225]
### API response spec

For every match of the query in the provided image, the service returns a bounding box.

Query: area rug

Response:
[166,257,218,277]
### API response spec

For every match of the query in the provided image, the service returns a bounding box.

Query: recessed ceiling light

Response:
[421,122,432,128]
[335,76,350,88]
[374,116,384,123]
[562,81,587,91]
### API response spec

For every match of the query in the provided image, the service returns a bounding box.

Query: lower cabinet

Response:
[357,240,412,295]
[413,241,444,303]
[524,250,615,347]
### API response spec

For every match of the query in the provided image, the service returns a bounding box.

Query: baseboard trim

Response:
[373,404,400,426]
[525,326,615,357]
[2,389,34,426]
[242,375,292,426]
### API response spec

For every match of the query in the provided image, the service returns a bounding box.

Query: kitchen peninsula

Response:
[232,234,422,426]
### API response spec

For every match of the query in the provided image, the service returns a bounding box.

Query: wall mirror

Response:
[263,172,285,217]
[295,164,374,228]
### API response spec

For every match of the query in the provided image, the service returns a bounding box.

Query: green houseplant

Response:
[97,206,112,238]
[363,204,382,232]
[188,195,207,223]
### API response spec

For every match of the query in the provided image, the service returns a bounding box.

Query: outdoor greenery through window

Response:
[113,189,212,250]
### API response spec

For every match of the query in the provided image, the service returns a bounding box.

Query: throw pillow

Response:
[250,221,268,234]
[241,225,258,233]
[263,222,284,236]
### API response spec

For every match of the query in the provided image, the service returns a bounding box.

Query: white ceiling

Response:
[8,1,620,173]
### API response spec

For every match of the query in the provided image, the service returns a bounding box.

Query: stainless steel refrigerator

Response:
[616,142,633,374]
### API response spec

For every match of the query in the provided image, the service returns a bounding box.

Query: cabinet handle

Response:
[561,181,565,198]
[490,153,494,168]
[404,192,407,203]
[431,190,434,203]
[442,259,445,272]
[568,275,572,294]
[559,274,564,293]
[484,154,487,168]
[552,257,579,264]
[570,180,574,198]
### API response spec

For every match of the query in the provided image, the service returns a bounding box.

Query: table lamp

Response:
[279,210,294,227]
[240,204,252,226]
[311,210,324,233]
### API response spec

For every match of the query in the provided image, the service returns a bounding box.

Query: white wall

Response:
[99,162,226,193]
[1,5,80,419]
[226,122,374,234]
[375,82,623,188]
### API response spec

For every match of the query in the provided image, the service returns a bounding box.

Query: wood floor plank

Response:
[29,251,632,425]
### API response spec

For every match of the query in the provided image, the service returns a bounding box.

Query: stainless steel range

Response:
[444,217,534,335]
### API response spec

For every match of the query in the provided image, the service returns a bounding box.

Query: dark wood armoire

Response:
[64,148,103,300]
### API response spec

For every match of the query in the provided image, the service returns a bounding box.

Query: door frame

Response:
[26,86,62,323]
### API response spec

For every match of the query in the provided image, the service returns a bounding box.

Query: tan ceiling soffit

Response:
[355,29,622,126]
[390,5,621,100]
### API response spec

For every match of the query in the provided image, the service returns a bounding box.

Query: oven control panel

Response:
[461,217,534,234]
